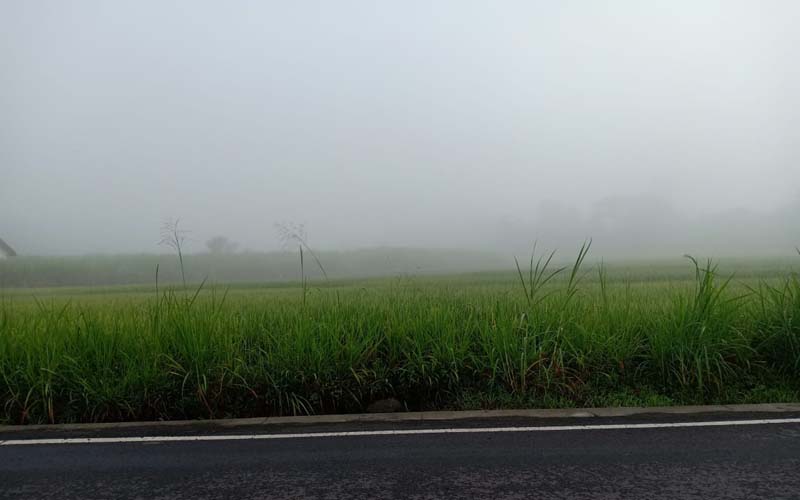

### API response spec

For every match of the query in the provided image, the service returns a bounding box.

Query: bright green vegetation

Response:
[1,249,799,424]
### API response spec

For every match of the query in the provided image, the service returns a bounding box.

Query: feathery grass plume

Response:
[275,222,329,281]
[0,237,17,258]
[159,219,189,290]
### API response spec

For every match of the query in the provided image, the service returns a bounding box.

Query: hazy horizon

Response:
[3,1,798,258]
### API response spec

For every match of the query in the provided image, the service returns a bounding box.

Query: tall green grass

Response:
[751,254,800,374]
[0,249,798,424]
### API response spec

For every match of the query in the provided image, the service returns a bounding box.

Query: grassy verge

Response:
[1,251,799,424]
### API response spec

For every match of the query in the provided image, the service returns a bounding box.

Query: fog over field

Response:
[2,1,799,258]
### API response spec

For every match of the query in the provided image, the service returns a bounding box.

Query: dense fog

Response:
[2,1,798,258]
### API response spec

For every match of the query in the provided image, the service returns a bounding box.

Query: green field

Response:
[0,248,510,288]
[1,248,800,424]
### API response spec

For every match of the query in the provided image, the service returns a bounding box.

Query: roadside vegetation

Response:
[1,245,799,424]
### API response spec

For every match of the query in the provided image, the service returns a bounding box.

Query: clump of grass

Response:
[646,256,751,392]
[751,250,800,374]
[1,248,799,425]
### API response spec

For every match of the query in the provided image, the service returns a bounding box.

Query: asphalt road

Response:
[2,414,800,499]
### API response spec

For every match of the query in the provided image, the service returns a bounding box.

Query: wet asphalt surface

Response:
[2,413,800,499]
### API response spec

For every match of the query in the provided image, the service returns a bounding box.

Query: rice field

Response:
[1,248,799,424]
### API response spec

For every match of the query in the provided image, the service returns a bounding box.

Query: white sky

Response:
[2,1,798,255]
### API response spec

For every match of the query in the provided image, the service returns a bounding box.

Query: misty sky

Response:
[2,1,799,256]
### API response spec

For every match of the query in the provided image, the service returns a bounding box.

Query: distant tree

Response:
[206,236,239,254]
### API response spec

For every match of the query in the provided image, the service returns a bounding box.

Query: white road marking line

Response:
[2,418,799,446]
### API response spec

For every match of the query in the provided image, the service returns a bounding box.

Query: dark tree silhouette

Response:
[206,236,239,254]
